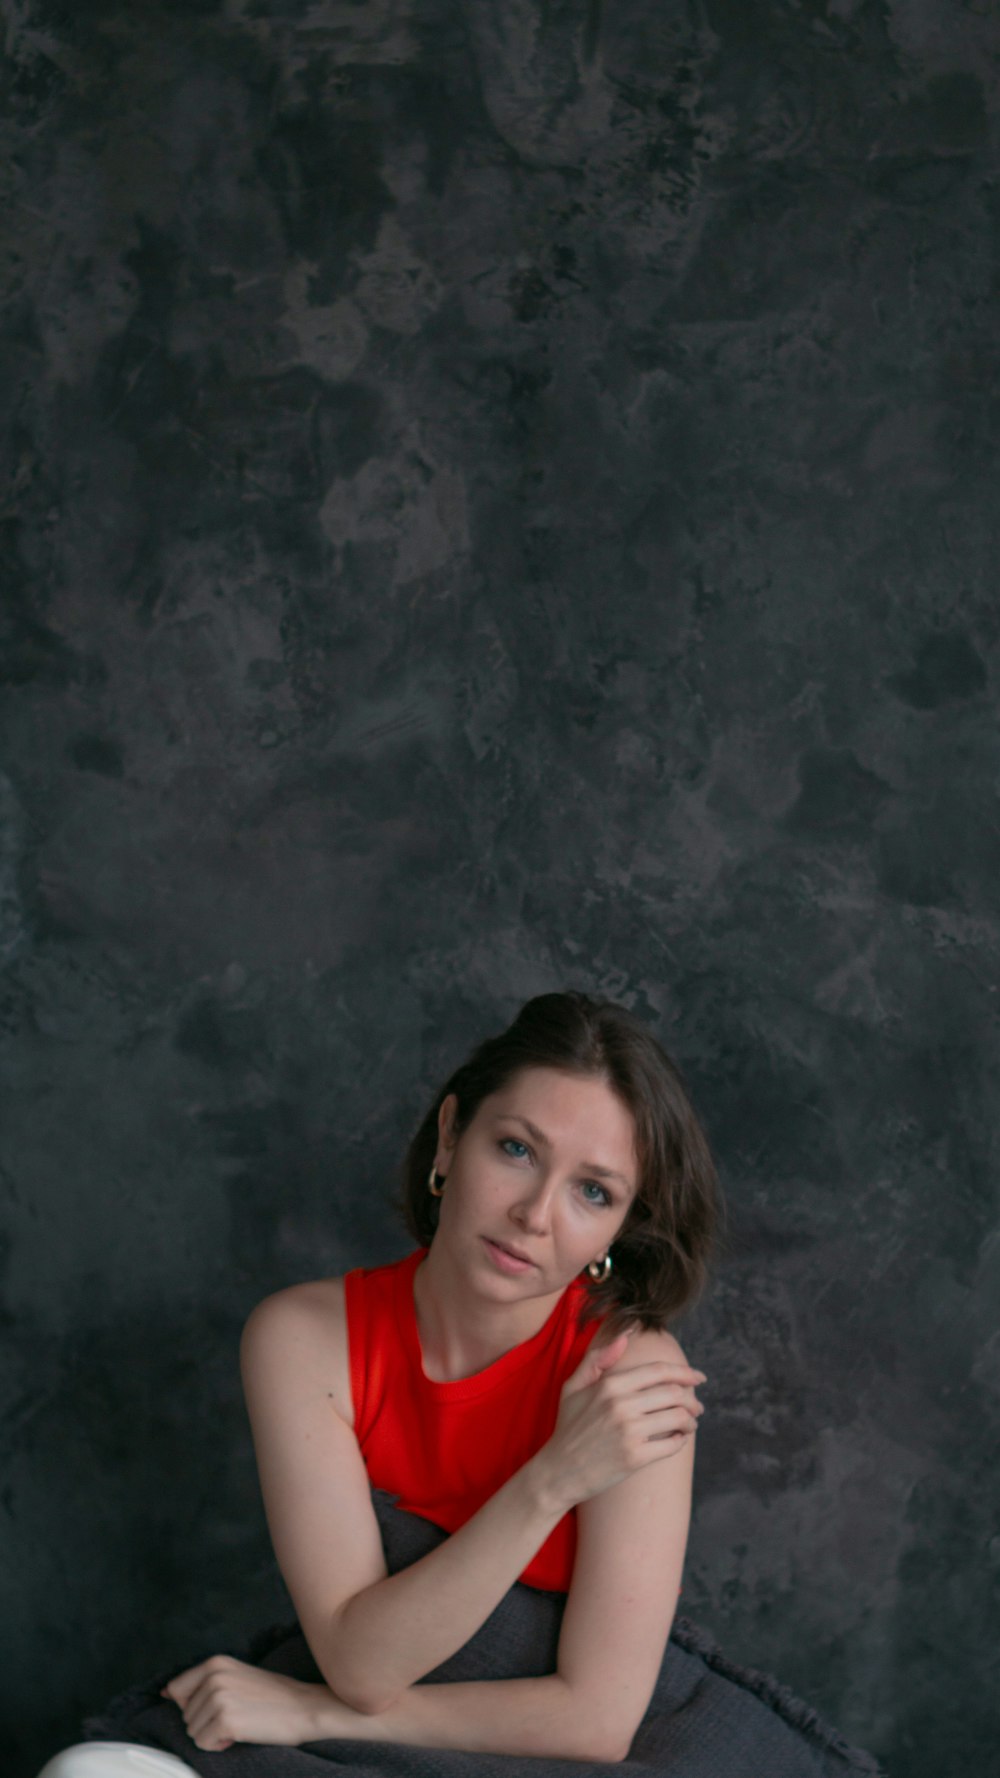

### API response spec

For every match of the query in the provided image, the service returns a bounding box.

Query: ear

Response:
[437,1092,459,1156]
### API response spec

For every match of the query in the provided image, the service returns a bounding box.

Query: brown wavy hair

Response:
[391,990,723,1341]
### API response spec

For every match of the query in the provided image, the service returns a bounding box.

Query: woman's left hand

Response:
[159,1654,333,1751]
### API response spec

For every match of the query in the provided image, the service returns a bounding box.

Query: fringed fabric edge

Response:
[667,1615,886,1775]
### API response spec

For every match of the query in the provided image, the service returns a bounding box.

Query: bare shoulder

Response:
[245,1273,346,1318]
[628,1324,690,1365]
[592,1318,691,1368]
[242,1274,354,1427]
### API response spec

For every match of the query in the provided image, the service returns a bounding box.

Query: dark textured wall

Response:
[3,3,999,1775]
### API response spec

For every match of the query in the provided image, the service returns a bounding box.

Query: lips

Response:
[488,1237,534,1264]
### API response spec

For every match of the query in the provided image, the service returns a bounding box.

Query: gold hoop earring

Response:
[587,1252,612,1282]
[427,1163,445,1197]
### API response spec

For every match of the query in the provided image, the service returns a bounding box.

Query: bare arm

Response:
[300,1322,700,1763]
[240,1289,571,1717]
[304,1672,620,1763]
[327,1455,567,1713]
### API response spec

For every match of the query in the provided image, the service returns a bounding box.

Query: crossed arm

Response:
[233,1288,695,1763]
[302,1450,694,1762]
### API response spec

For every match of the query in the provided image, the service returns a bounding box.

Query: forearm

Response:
[307,1672,619,1763]
[320,1453,569,1713]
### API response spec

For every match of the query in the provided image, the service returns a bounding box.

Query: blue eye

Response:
[499,1137,530,1159]
[581,1180,613,1207]
[494,1145,608,1201]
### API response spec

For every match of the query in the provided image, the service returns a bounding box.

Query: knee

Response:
[35,1745,200,1778]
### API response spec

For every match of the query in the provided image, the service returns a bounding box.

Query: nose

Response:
[511,1173,559,1233]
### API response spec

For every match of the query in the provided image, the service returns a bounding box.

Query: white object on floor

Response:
[35,1744,200,1778]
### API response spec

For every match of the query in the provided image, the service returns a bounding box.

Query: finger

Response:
[635,1383,705,1414]
[160,1661,214,1705]
[604,1362,706,1392]
[654,1383,705,1409]
[576,1334,642,1389]
[625,1393,700,1430]
[652,1363,706,1380]
[625,1361,708,1380]
[185,1687,228,1752]
[586,1334,630,1371]
[180,1675,215,1733]
[643,1405,701,1438]
[631,1418,695,1455]
[616,1360,705,1376]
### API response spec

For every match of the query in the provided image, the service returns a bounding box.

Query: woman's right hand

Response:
[537,1330,707,1511]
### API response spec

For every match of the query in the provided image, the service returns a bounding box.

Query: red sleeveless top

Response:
[344,1245,605,1592]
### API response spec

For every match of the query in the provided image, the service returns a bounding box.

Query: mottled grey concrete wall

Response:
[2,2,998,1774]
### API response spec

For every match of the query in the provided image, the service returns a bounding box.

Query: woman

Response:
[62,992,882,1777]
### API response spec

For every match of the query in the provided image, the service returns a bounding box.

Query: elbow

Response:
[315,1646,399,1717]
[341,1682,400,1717]
[314,1657,393,1718]
[598,1735,632,1766]
[599,1717,639,1765]
[557,1675,634,1763]
[594,1731,633,1765]
[303,1596,398,1717]
[572,1710,634,1765]
[611,1718,642,1763]
[576,1732,630,1765]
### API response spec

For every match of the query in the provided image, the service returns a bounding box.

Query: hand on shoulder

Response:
[592,1320,691,1369]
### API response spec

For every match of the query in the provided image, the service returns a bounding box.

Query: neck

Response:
[413,1234,569,1383]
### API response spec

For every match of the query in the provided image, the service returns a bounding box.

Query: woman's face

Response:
[433,1066,639,1293]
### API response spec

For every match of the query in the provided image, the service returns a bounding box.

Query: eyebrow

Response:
[494,1112,633,1190]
